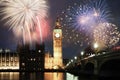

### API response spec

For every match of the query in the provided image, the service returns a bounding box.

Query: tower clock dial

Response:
[55,33,60,38]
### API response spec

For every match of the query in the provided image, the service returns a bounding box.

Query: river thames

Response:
[0,72,96,80]
[1,71,119,80]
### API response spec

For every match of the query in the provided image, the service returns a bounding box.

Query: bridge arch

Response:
[73,63,81,70]
[84,62,94,75]
[99,59,120,77]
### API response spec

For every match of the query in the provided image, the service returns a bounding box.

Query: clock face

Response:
[55,33,60,38]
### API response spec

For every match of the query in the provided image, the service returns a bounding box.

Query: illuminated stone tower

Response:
[53,18,63,68]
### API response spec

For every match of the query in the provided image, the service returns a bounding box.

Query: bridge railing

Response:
[65,49,120,70]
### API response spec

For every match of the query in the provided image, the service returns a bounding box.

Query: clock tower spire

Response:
[53,17,63,68]
[55,17,61,29]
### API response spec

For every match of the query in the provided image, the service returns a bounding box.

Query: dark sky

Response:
[0,0,120,59]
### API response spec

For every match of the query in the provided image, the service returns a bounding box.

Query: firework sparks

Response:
[61,0,111,33]
[0,0,49,44]
[61,25,92,48]
[94,23,120,49]
[60,0,120,49]
[60,0,110,46]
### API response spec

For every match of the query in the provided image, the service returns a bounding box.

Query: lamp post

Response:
[80,51,84,59]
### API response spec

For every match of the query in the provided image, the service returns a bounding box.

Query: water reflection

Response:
[20,72,44,80]
[44,72,63,80]
[0,72,79,80]
[66,73,78,80]
[0,72,19,80]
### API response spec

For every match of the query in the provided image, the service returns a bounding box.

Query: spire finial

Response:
[55,17,61,29]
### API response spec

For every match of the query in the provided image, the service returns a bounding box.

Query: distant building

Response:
[0,17,64,70]
[45,52,54,69]
[0,42,45,71]
[18,43,45,71]
[0,49,19,69]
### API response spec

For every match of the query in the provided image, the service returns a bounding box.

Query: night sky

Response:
[0,0,120,59]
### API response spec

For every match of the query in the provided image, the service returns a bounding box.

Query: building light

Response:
[71,59,73,62]
[0,49,3,53]
[38,50,41,53]
[34,58,36,61]
[22,63,25,66]
[81,51,84,56]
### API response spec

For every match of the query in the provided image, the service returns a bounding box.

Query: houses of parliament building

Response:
[0,18,64,70]
[0,42,45,71]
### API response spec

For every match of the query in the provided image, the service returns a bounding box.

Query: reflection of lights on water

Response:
[66,73,78,80]
[0,72,19,80]
[71,59,73,62]
[38,50,41,53]
[45,72,63,80]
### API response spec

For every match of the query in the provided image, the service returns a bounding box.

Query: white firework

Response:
[0,0,48,44]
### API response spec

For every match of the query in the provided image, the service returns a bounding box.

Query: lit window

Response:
[22,63,25,66]
[38,50,41,53]
[15,57,17,61]
[11,57,13,61]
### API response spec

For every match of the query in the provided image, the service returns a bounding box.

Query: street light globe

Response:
[81,51,84,56]
[71,59,73,62]
[74,56,77,60]
[94,42,99,49]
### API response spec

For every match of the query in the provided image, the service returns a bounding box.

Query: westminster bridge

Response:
[65,49,120,77]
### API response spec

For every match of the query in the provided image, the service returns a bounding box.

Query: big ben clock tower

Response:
[53,17,63,68]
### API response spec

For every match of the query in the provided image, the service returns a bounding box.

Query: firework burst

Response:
[60,0,120,49]
[60,0,110,46]
[93,23,120,49]
[0,0,49,44]
[60,0,111,33]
